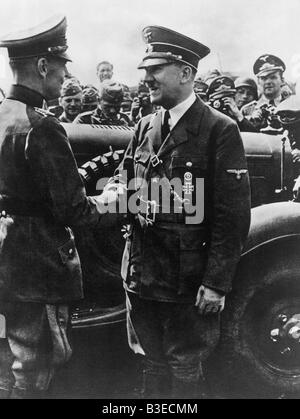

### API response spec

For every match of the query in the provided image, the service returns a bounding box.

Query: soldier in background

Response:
[120,91,133,116]
[242,54,287,132]
[207,75,258,132]
[193,78,208,102]
[59,80,83,122]
[81,86,99,113]
[96,60,114,86]
[74,80,131,126]
[130,81,153,124]
[234,77,258,110]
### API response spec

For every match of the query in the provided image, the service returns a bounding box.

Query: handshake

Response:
[93,179,127,214]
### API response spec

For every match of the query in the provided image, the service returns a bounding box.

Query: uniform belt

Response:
[0,195,50,217]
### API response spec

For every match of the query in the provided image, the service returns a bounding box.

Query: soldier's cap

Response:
[82,87,99,104]
[234,77,258,100]
[254,54,286,78]
[61,80,82,97]
[207,76,236,100]
[99,80,124,104]
[0,14,71,62]
[138,26,210,71]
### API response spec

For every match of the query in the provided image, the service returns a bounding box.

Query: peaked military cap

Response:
[207,76,236,99]
[0,14,71,62]
[138,26,210,71]
[253,54,285,78]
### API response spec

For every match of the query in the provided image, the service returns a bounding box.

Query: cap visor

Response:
[56,51,72,62]
[257,67,283,78]
[137,57,172,69]
[210,90,236,100]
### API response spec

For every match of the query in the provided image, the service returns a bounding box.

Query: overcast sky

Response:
[0,0,299,91]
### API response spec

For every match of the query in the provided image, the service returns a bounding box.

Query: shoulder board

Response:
[34,107,55,117]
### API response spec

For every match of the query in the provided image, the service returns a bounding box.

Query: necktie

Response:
[269,99,275,107]
[161,110,170,141]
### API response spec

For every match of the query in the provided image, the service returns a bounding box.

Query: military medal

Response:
[183,171,194,195]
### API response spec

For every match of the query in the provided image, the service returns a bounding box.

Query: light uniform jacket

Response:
[118,97,251,303]
[0,84,101,304]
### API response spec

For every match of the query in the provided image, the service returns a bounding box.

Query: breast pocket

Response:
[170,155,207,182]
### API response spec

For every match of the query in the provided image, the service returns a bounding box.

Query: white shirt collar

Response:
[164,91,196,130]
[257,94,282,107]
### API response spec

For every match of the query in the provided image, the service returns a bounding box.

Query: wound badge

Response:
[183,172,194,195]
[226,169,248,180]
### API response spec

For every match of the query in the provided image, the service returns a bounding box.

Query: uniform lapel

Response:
[158,97,205,159]
[141,110,163,151]
[136,98,206,158]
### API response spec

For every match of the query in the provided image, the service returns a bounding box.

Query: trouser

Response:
[126,292,220,398]
[0,301,72,398]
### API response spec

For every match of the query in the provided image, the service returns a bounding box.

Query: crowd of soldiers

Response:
[0,53,295,135]
[0,12,297,399]
[1,53,289,135]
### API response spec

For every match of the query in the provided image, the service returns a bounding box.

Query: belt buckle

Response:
[146,200,157,224]
[150,155,161,168]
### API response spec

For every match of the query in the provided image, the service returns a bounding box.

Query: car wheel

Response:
[208,237,300,398]
[72,150,126,328]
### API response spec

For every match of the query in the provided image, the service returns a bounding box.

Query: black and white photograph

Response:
[0,0,299,401]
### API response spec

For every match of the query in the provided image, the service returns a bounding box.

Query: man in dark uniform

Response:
[242,54,287,132]
[110,26,251,398]
[59,79,83,122]
[193,78,208,102]
[81,86,99,113]
[234,77,258,110]
[207,75,258,132]
[130,81,153,124]
[74,80,131,126]
[0,14,120,399]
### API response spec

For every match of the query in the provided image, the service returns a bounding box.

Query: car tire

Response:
[72,150,126,327]
[207,236,300,398]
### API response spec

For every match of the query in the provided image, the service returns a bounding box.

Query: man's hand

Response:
[195,285,225,315]
[250,108,263,122]
[93,182,127,213]
[223,97,244,122]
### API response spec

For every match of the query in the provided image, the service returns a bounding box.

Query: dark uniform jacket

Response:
[74,107,132,126]
[118,97,251,303]
[0,85,101,304]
